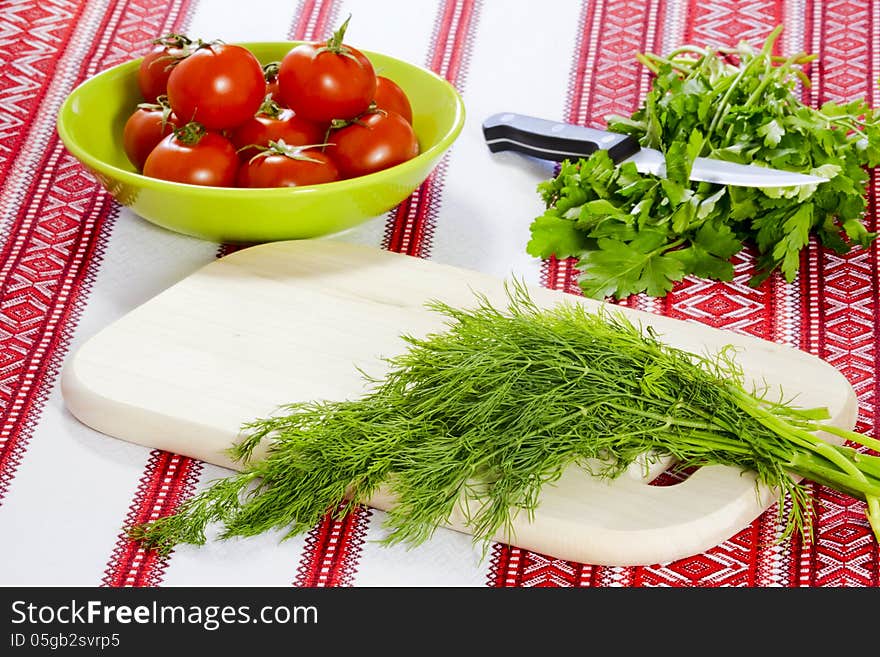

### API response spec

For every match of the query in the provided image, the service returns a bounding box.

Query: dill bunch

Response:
[129,282,880,556]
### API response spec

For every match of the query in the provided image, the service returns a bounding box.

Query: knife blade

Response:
[482,112,828,188]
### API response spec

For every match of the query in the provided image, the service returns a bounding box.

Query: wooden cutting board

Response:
[61,240,858,566]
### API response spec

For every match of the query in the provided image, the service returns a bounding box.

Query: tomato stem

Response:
[191,38,226,53]
[262,61,280,82]
[258,96,284,119]
[151,33,192,48]
[315,14,361,64]
[173,121,207,146]
[136,95,176,129]
[323,106,384,142]
[147,34,195,73]
[244,139,333,165]
[325,14,352,53]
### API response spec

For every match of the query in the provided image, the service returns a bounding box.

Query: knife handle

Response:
[482,112,640,164]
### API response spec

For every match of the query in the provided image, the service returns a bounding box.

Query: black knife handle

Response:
[482,112,640,164]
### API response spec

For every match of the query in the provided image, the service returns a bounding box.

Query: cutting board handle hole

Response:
[649,464,698,487]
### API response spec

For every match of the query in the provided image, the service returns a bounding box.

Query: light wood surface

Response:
[61,240,858,566]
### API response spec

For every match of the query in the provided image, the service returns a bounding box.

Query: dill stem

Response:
[599,400,724,431]
[867,497,880,543]
[673,430,778,457]
[815,423,880,453]
[729,387,872,486]
[786,452,880,499]
[830,446,880,480]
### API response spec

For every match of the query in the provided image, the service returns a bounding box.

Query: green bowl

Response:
[56,42,465,243]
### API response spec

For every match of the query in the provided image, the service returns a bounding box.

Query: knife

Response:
[482,112,828,188]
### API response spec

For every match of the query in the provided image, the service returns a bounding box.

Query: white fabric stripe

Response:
[426,0,579,282]
[346,0,582,587]
[332,0,494,586]
[778,0,806,352]
[153,0,318,587]
[354,509,487,586]
[183,0,297,42]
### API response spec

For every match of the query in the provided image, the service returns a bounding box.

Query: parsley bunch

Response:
[527,26,880,299]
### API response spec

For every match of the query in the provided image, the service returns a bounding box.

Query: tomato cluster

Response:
[123,18,419,189]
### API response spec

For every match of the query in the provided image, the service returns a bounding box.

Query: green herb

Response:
[129,282,880,555]
[527,26,880,299]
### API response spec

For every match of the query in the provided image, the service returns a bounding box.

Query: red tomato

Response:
[237,145,340,188]
[278,16,377,122]
[229,99,325,162]
[143,123,239,187]
[138,34,193,103]
[374,76,413,124]
[122,101,180,171]
[166,43,265,131]
[326,110,419,179]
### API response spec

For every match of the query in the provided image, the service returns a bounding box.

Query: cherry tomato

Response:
[326,110,419,179]
[237,142,340,188]
[263,61,284,105]
[138,34,192,103]
[122,98,180,171]
[143,123,239,187]
[278,16,377,123]
[374,76,413,124]
[166,43,265,131]
[229,98,325,162]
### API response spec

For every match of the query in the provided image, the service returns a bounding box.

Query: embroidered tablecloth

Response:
[0,0,877,587]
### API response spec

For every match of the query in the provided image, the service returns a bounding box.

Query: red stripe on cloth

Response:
[102,452,202,587]
[293,503,372,587]
[384,170,442,256]
[295,0,482,588]
[634,523,760,587]
[0,3,116,367]
[290,0,339,41]
[0,0,191,508]
[0,160,114,492]
[92,0,209,588]
[381,0,480,260]
[487,544,598,587]
[0,1,86,191]
[565,0,601,128]
[540,256,581,295]
[796,0,880,587]
[684,0,783,46]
